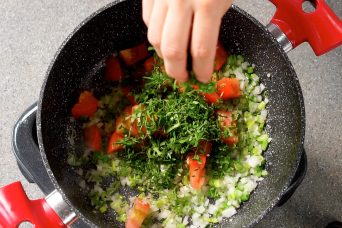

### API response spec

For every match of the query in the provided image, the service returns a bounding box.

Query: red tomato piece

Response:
[134,139,148,150]
[176,81,186,93]
[131,120,147,137]
[215,41,229,71]
[143,56,166,73]
[122,86,138,105]
[193,140,211,155]
[188,153,207,190]
[104,56,124,82]
[119,43,149,66]
[107,131,124,154]
[133,68,147,79]
[71,91,98,119]
[217,110,239,146]
[130,105,147,137]
[154,129,168,138]
[84,125,102,151]
[78,91,94,102]
[221,135,239,146]
[116,106,132,134]
[217,78,242,101]
[139,79,146,87]
[143,56,155,72]
[192,84,220,105]
[203,92,221,105]
[123,105,133,115]
[126,198,150,228]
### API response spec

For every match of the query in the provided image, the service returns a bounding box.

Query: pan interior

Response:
[38,1,304,227]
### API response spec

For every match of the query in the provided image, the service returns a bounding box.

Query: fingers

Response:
[191,4,224,83]
[147,0,168,58]
[145,0,232,83]
[142,0,155,26]
[160,1,193,82]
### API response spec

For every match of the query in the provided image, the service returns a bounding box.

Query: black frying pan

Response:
[1,0,342,227]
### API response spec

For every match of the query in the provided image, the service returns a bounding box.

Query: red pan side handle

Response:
[269,0,342,55]
[0,182,67,228]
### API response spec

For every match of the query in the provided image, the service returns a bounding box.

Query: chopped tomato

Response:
[143,56,165,73]
[131,120,147,137]
[188,153,207,190]
[116,106,132,134]
[193,140,211,155]
[134,139,148,150]
[139,79,146,87]
[123,105,133,115]
[158,62,165,73]
[176,81,186,93]
[104,56,124,81]
[156,59,165,73]
[131,105,147,137]
[217,78,242,101]
[215,42,229,70]
[122,86,138,105]
[217,110,239,146]
[71,91,98,119]
[126,197,150,228]
[221,135,238,146]
[154,129,168,138]
[78,91,94,103]
[133,68,147,79]
[116,114,131,134]
[119,43,149,66]
[143,56,155,72]
[107,131,124,154]
[84,125,102,151]
[192,84,220,105]
[116,107,132,135]
[203,92,221,105]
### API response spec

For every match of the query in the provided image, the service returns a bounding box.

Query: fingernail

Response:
[176,77,188,83]
[196,77,210,83]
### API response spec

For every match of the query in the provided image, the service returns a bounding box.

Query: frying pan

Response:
[1,0,342,227]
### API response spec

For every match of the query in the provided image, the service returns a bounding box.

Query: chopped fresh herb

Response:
[69,51,270,227]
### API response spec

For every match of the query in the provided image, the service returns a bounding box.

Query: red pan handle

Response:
[0,182,67,228]
[269,0,342,55]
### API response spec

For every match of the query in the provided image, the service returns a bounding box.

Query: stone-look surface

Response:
[0,0,341,227]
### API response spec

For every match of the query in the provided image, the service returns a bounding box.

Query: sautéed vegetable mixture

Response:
[67,43,270,228]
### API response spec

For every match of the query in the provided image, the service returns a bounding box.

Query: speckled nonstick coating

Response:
[37,0,305,227]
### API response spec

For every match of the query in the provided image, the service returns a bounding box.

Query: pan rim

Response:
[36,2,306,228]
[228,5,306,228]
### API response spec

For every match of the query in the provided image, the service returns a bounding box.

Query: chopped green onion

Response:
[241,193,250,201]
[258,101,266,110]
[117,213,127,222]
[247,67,254,74]
[138,192,146,198]
[237,55,245,62]
[99,206,107,213]
[260,140,269,150]
[203,218,219,223]
[257,134,269,142]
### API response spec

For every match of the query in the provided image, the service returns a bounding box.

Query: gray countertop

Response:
[0,0,341,227]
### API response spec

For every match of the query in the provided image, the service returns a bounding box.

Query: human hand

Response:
[142,0,233,83]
